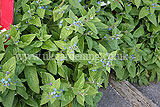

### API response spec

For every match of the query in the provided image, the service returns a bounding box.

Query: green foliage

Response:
[0,0,160,106]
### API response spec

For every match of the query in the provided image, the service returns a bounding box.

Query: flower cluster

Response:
[73,21,81,27]
[1,78,11,87]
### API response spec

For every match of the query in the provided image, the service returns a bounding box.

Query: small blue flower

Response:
[8,78,11,82]
[97,2,100,4]
[39,6,42,9]
[152,3,155,6]
[17,10,19,12]
[104,36,106,39]
[27,10,30,13]
[116,34,119,37]
[46,96,50,99]
[16,28,19,30]
[108,27,111,31]
[49,82,52,86]
[147,9,149,11]
[69,46,72,50]
[79,0,82,2]
[128,4,131,6]
[36,1,39,3]
[88,61,91,64]
[73,21,76,25]
[46,6,48,8]
[60,59,64,61]
[7,83,10,86]
[54,88,57,92]
[112,38,114,40]
[63,11,65,14]
[59,11,61,14]
[73,43,77,47]
[103,65,106,67]
[61,89,64,92]
[71,51,74,54]
[26,21,28,23]
[41,6,44,9]
[149,13,151,15]
[66,28,70,30]
[0,66,1,69]
[1,78,5,83]
[6,34,9,39]
[4,81,8,84]
[116,38,118,40]
[152,6,154,8]
[59,23,62,26]
[86,78,89,80]
[51,91,56,95]
[63,47,66,50]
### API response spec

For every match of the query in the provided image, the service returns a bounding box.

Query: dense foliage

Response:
[0,0,160,106]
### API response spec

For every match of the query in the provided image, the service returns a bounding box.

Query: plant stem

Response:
[59,0,65,8]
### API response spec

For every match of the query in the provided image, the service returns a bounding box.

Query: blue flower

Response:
[108,27,111,31]
[97,2,100,4]
[26,21,28,23]
[46,6,48,8]
[36,1,39,3]
[103,65,106,67]
[92,69,97,72]
[27,10,30,13]
[39,6,42,9]
[4,81,8,84]
[73,21,76,25]
[79,0,82,2]
[63,46,66,50]
[6,34,9,39]
[63,11,65,14]
[152,3,155,6]
[49,82,52,86]
[41,6,44,9]
[128,4,131,6]
[16,28,19,30]
[149,13,151,15]
[116,34,119,37]
[17,10,19,12]
[46,96,50,99]
[88,61,91,64]
[59,23,62,26]
[104,36,106,39]
[51,91,56,95]
[0,66,1,69]
[60,59,64,62]
[61,89,64,92]
[8,78,11,82]
[73,43,77,47]
[147,9,149,11]
[1,78,5,83]
[71,51,74,54]
[66,28,70,30]
[54,88,57,92]
[111,38,114,40]
[69,46,72,50]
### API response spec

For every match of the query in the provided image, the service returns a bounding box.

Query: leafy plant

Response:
[0,0,160,106]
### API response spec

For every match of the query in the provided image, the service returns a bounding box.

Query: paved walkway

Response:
[98,84,132,107]
[98,82,160,107]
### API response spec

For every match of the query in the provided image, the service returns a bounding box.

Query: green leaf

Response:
[2,90,15,107]
[74,73,85,89]
[77,95,84,106]
[60,26,73,38]
[40,0,52,5]
[93,92,103,103]
[20,34,36,47]
[0,36,4,52]
[41,40,58,51]
[147,13,157,26]
[24,66,40,93]
[27,54,45,65]
[85,36,93,50]
[133,26,144,38]
[23,98,38,107]
[139,7,149,19]
[17,86,28,99]
[40,92,49,105]
[0,53,5,61]
[28,16,41,27]
[36,8,45,19]
[2,57,16,73]
[85,22,98,34]
[47,59,57,75]
[40,72,55,84]
[134,0,141,8]
[61,90,75,106]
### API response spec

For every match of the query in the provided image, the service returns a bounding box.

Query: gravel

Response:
[98,84,132,107]
[132,82,160,106]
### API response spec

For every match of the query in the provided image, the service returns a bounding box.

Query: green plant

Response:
[0,0,160,107]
